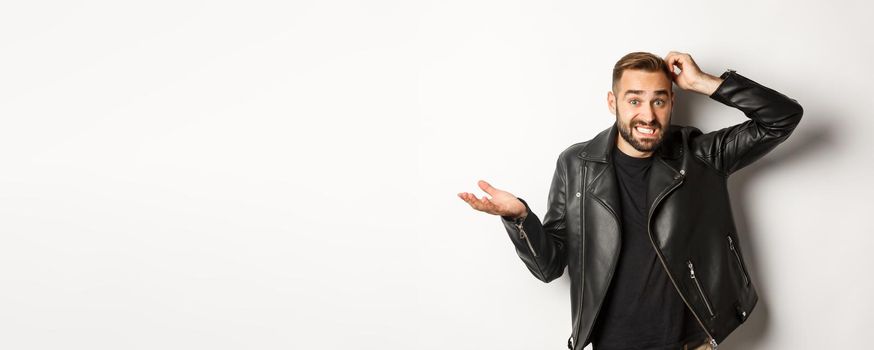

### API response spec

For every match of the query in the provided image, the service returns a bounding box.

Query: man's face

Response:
[608,69,674,156]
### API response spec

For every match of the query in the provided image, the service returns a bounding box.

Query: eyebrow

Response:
[624,90,670,98]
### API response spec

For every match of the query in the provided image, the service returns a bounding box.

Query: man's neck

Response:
[615,141,654,158]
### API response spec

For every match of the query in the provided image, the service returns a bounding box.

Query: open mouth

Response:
[634,125,658,137]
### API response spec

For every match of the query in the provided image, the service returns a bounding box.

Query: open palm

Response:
[458,180,526,219]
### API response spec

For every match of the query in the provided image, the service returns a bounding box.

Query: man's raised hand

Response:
[664,51,723,95]
[458,180,527,219]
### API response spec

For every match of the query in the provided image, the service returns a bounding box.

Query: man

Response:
[458,51,803,350]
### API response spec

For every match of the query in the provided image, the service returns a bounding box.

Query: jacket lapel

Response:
[578,123,685,222]
[578,125,621,219]
[646,126,685,215]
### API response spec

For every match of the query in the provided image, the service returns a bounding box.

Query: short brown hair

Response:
[612,52,673,93]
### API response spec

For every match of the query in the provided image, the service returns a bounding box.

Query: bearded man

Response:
[459,51,803,350]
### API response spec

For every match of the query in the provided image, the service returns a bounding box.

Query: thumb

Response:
[478,179,498,195]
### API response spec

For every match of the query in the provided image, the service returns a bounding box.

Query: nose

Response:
[638,104,656,124]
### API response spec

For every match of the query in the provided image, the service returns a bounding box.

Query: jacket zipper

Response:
[570,165,587,349]
[645,163,719,350]
[687,260,715,317]
[515,221,538,257]
[727,235,750,286]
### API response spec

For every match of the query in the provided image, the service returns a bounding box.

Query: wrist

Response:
[503,211,526,220]
[513,199,528,220]
[694,73,724,96]
[503,208,527,222]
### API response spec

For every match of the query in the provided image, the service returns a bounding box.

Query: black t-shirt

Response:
[589,147,705,350]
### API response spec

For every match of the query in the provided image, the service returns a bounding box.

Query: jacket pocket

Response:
[686,260,715,318]
[727,234,750,286]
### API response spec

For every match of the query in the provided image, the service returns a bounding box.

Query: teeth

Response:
[636,126,655,134]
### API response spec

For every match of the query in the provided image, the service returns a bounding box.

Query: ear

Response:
[607,90,616,115]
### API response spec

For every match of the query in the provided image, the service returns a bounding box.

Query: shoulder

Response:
[667,124,702,136]
[559,126,607,158]
[550,140,591,174]
[559,140,589,159]
[666,124,706,144]
[553,124,609,165]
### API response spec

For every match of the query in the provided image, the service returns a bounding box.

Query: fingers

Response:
[668,60,680,80]
[458,192,483,210]
[457,191,497,214]
[666,51,702,85]
[478,179,497,195]
[665,59,679,81]
[666,51,699,74]
[481,196,495,209]
[666,52,683,75]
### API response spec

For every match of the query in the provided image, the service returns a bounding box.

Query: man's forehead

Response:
[616,70,672,96]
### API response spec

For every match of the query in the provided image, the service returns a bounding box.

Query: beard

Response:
[615,106,667,153]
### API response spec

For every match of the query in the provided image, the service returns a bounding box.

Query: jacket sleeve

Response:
[693,70,804,176]
[499,155,569,283]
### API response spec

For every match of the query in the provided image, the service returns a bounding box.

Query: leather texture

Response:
[500,70,803,350]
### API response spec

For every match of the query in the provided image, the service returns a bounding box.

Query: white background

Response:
[1,0,871,349]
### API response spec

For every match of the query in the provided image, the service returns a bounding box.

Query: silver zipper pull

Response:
[517,224,538,257]
[687,261,696,278]
[710,337,718,349]
[513,217,525,238]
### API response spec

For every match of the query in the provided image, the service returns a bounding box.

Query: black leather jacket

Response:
[500,70,803,350]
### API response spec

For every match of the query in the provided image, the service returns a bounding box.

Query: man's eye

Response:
[655,100,664,106]
[630,100,639,105]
